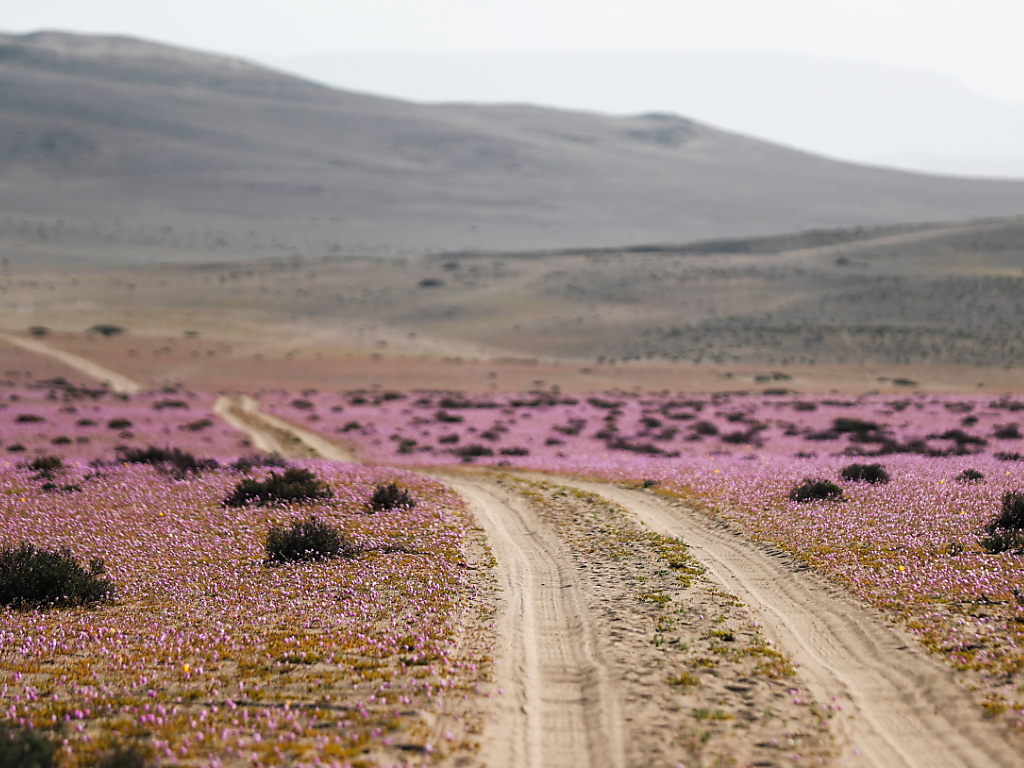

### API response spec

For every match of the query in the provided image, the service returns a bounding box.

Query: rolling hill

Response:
[3,31,1024,264]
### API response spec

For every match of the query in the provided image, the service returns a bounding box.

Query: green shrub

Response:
[789,478,844,503]
[266,517,354,564]
[839,463,890,484]
[107,418,132,430]
[224,467,332,507]
[365,483,415,513]
[0,543,112,609]
[28,456,63,475]
[0,726,57,768]
[453,444,493,461]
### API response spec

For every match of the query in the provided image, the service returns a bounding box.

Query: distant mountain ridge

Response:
[2,30,1024,264]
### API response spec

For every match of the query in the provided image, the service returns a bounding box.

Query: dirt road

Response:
[559,479,1021,768]
[212,394,356,461]
[0,332,142,393]
[440,476,626,768]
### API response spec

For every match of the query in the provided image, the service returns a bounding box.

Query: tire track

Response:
[438,475,626,768]
[213,394,356,461]
[559,479,1021,768]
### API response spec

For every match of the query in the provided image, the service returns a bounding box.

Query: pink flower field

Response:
[260,387,1024,723]
[0,454,489,766]
[0,379,249,463]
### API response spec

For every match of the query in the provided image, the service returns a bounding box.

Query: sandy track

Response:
[439,475,626,768]
[0,332,142,393]
[559,479,1021,768]
[212,394,356,461]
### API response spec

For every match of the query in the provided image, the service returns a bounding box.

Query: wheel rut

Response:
[557,478,1022,768]
[438,475,626,768]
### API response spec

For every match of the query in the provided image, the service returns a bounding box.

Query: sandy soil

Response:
[561,480,1022,768]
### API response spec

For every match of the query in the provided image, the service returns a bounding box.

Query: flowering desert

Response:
[258,387,1024,729]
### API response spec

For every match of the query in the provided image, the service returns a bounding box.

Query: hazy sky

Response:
[7,0,1024,102]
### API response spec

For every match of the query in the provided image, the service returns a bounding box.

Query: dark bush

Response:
[987,491,1024,532]
[180,418,213,431]
[553,418,587,436]
[690,421,719,436]
[366,483,416,513]
[77,418,97,426]
[230,453,287,473]
[266,516,353,564]
[51,436,72,445]
[839,463,890,484]
[152,399,189,410]
[15,414,43,423]
[118,446,218,479]
[789,478,844,503]
[453,444,494,461]
[107,418,132,429]
[995,452,1024,462]
[955,469,985,483]
[0,543,112,609]
[6,444,25,453]
[500,447,530,456]
[435,410,464,423]
[27,325,50,338]
[290,399,314,410]
[339,421,361,432]
[982,492,1024,553]
[0,726,57,767]
[224,467,332,507]
[994,424,1022,440]
[89,324,126,337]
[28,456,63,474]
[438,434,459,444]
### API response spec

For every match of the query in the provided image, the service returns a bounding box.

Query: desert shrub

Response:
[0,726,57,768]
[224,467,332,507]
[987,491,1024,532]
[396,439,417,454]
[981,529,1024,554]
[994,424,1022,440]
[50,436,72,445]
[438,434,459,444]
[789,478,844,503]
[435,410,463,423]
[956,469,985,483]
[230,453,287,473]
[290,398,314,410]
[339,421,361,432]
[453,444,493,461]
[28,455,63,474]
[0,543,112,609]
[89,324,126,337]
[76,418,97,426]
[981,492,1024,554]
[995,452,1024,462]
[15,414,43,423]
[117,446,218,478]
[180,418,213,431]
[839,463,890,484]
[6,444,24,453]
[27,325,50,338]
[500,447,530,456]
[366,483,416,513]
[265,516,354,564]
[107,418,132,430]
[690,421,718,436]
[642,479,659,488]
[152,399,189,410]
